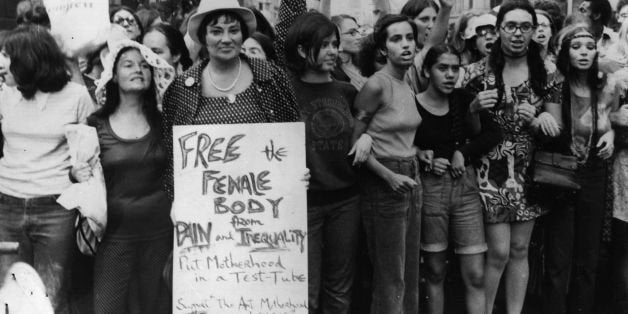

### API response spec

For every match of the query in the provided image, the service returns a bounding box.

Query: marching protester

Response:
[110,6,143,42]
[79,39,175,314]
[533,9,557,63]
[285,12,360,313]
[161,0,301,200]
[415,44,501,314]
[352,14,422,314]
[331,14,367,90]
[142,23,193,75]
[543,23,618,314]
[450,11,497,66]
[460,1,560,313]
[0,25,95,314]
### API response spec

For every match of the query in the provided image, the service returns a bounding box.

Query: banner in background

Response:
[43,0,110,55]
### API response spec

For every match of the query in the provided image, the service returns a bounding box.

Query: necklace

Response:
[207,58,241,103]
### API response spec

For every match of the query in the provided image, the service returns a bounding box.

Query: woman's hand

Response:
[470,89,498,113]
[70,162,92,183]
[417,149,434,171]
[517,102,536,124]
[385,173,418,194]
[597,130,615,160]
[432,158,451,176]
[349,133,373,165]
[450,151,466,178]
[302,168,311,190]
[536,112,561,137]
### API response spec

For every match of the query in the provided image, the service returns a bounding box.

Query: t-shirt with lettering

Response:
[88,115,172,240]
[293,79,358,205]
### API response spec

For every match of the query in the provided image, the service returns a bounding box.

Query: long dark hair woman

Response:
[460,1,561,312]
[542,23,617,314]
[352,14,422,314]
[416,44,502,314]
[0,25,95,314]
[82,39,175,314]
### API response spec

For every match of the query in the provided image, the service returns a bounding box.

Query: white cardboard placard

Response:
[172,123,308,314]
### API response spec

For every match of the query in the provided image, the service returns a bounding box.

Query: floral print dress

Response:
[461,58,558,223]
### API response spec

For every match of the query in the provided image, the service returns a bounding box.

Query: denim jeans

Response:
[359,157,422,314]
[543,161,607,314]
[0,191,76,314]
[308,194,360,314]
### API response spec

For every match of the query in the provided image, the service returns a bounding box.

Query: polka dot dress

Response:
[193,84,266,124]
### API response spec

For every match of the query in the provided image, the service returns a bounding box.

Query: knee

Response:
[426,263,447,285]
[464,267,485,289]
[509,241,530,261]
[487,246,510,268]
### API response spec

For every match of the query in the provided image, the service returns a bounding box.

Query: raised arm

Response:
[424,0,453,52]
[274,0,307,69]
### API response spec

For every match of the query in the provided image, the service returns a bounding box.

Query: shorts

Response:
[420,166,487,255]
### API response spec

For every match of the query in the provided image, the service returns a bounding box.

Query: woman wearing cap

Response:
[451,12,498,65]
[75,39,175,314]
[161,0,300,200]
[459,1,560,313]
[0,25,95,314]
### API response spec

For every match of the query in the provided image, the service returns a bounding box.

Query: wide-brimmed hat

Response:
[463,13,497,39]
[188,0,257,44]
[95,39,175,108]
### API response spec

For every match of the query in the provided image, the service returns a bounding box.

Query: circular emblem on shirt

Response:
[311,108,346,139]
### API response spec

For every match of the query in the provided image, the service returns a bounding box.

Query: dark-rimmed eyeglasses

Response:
[501,22,535,34]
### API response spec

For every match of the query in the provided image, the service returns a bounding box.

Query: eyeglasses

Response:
[341,29,361,37]
[476,25,497,37]
[113,17,137,26]
[501,22,535,34]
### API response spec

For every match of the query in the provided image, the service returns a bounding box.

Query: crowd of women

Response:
[2,0,628,313]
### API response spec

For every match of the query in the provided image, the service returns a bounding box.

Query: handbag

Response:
[75,214,98,256]
[532,151,581,190]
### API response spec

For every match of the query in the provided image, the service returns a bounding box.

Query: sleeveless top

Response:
[367,71,421,158]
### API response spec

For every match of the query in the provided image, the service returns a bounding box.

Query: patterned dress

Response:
[461,58,559,223]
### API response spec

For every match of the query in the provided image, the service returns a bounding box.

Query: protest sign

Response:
[42,0,110,56]
[172,123,308,314]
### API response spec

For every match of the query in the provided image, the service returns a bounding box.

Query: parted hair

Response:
[285,12,339,76]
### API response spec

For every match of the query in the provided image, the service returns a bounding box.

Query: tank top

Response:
[367,71,421,158]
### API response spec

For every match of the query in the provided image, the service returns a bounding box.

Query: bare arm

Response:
[424,0,453,52]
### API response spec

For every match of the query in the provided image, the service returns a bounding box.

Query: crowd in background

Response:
[3,0,628,313]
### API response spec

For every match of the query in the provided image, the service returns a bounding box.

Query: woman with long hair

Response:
[352,14,422,314]
[460,1,560,312]
[0,25,95,314]
[81,39,175,314]
[533,10,557,63]
[285,12,360,313]
[543,23,617,314]
[416,44,501,314]
[331,14,366,90]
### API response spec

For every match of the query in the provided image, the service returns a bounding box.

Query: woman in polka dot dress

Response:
[161,0,301,199]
